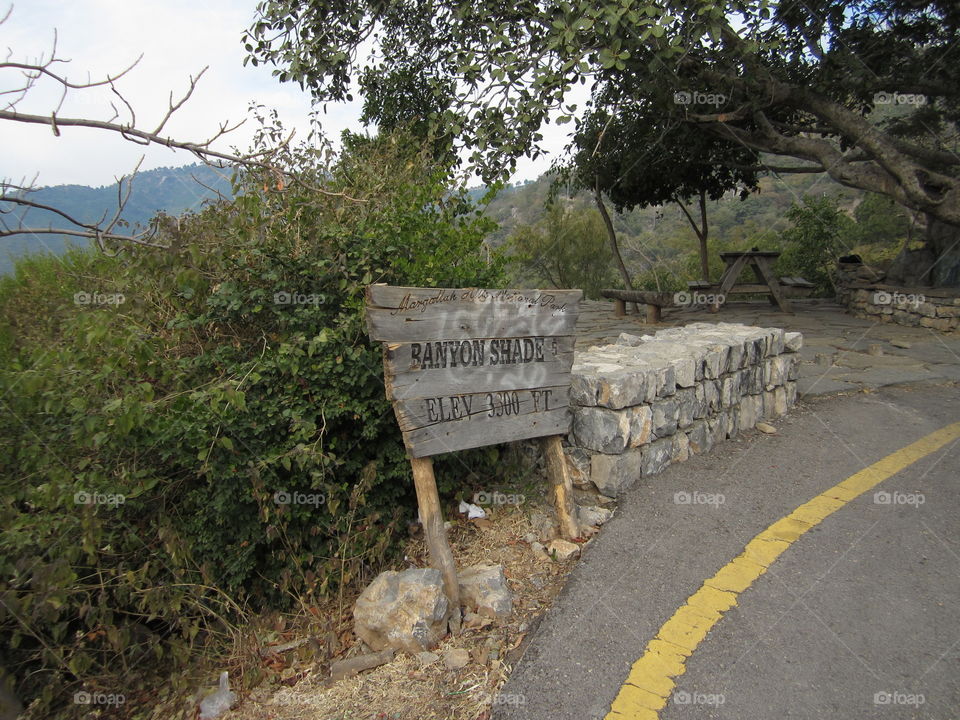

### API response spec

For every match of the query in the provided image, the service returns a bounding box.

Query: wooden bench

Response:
[600,289,675,323]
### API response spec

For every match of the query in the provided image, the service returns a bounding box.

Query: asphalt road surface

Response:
[495,382,960,720]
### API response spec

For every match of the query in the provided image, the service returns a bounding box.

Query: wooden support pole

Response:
[613,298,627,316]
[644,303,661,324]
[409,456,461,631]
[540,435,580,540]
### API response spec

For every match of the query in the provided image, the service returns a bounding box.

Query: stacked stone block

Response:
[565,323,802,497]
[846,287,960,332]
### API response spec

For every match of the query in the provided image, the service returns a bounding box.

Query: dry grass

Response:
[223,505,576,720]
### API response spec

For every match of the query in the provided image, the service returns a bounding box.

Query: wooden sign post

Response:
[365,285,583,617]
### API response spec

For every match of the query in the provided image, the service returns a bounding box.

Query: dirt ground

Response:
[214,504,586,720]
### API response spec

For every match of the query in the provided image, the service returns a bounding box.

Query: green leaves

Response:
[0,127,507,716]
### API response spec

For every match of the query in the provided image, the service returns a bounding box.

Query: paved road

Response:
[495,382,960,720]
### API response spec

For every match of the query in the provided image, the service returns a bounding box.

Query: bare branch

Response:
[0,108,268,166]
[0,226,168,248]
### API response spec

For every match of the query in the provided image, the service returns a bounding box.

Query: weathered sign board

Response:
[365,285,583,623]
[366,285,583,458]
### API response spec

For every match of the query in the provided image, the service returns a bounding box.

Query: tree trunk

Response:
[887,214,960,287]
[698,190,710,282]
[594,181,635,293]
[675,190,711,281]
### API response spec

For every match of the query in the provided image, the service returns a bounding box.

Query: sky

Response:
[1,0,567,189]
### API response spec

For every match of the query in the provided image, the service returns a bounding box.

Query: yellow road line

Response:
[606,421,960,719]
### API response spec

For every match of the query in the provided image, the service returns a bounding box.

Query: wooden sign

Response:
[365,285,582,458]
[365,285,583,626]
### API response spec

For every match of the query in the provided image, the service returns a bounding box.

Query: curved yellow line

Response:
[606,421,960,719]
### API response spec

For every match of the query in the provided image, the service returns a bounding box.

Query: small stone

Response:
[546,539,581,561]
[891,339,912,349]
[529,510,558,542]
[756,422,777,434]
[523,532,537,544]
[530,541,547,555]
[458,564,513,618]
[463,612,492,629]
[416,651,440,666]
[867,344,883,356]
[784,332,803,352]
[578,505,614,527]
[443,648,471,670]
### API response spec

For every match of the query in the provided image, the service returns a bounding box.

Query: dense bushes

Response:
[0,132,505,716]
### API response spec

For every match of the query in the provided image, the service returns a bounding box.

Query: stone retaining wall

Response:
[844,286,960,332]
[835,260,960,332]
[564,323,802,497]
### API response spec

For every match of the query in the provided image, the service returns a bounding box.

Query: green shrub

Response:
[0,131,505,717]
[775,195,855,295]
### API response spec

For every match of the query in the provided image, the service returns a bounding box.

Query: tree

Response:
[505,201,616,298]
[0,8,294,251]
[245,0,960,285]
[777,195,855,294]
[562,100,761,283]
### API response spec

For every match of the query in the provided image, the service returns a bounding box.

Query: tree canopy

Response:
[245,1,959,230]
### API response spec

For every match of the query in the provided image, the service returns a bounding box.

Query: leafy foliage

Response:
[245,0,960,285]
[0,130,504,717]
[776,195,855,294]
[504,202,616,298]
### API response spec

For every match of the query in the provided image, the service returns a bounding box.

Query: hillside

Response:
[3,160,902,286]
[0,164,232,275]
[480,168,866,252]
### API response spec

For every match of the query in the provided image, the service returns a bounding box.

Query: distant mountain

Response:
[1,164,232,276]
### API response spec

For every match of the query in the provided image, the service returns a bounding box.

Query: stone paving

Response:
[576,298,960,397]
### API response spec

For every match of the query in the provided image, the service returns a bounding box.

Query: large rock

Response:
[353,569,449,653]
[641,437,673,476]
[651,398,679,437]
[573,406,631,453]
[590,450,643,496]
[458,565,512,618]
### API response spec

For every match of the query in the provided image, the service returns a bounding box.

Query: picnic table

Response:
[600,251,814,320]
[689,250,801,314]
